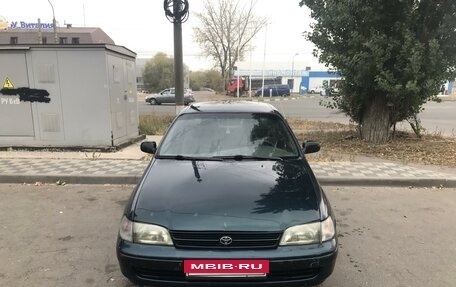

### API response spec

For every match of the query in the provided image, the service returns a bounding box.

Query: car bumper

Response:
[117,238,337,287]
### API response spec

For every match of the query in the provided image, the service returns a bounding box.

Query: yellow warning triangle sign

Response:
[3,77,14,89]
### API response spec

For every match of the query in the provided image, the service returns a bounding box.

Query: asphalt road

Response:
[138,92,456,136]
[1,184,455,287]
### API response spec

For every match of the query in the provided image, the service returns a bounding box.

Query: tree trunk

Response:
[360,94,391,144]
[221,69,227,91]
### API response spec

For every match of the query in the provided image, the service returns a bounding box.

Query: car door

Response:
[157,89,169,103]
[271,85,279,96]
[263,85,271,96]
[161,88,175,104]
[279,85,290,96]
[168,88,176,103]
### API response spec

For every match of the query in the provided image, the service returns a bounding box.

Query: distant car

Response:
[320,86,339,97]
[309,86,326,94]
[116,101,338,287]
[145,88,195,105]
[254,84,291,97]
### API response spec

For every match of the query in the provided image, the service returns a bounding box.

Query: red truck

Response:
[226,76,250,96]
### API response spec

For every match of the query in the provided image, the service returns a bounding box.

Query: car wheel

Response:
[310,90,315,94]
[150,99,157,105]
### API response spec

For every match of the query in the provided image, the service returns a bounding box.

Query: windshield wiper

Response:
[214,155,283,161]
[156,155,223,161]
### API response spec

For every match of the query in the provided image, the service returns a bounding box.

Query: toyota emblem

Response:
[219,236,233,246]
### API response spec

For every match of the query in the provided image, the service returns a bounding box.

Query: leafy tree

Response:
[300,0,456,143]
[190,70,225,92]
[193,0,267,86]
[142,52,174,92]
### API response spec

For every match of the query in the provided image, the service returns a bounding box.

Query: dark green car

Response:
[117,101,338,286]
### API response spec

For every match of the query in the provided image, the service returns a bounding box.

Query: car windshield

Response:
[157,113,300,159]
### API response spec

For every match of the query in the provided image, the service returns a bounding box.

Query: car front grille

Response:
[170,231,282,249]
[134,266,320,282]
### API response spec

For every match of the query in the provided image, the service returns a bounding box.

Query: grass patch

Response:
[288,119,456,167]
[138,115,456,167]
[139,115,175,135]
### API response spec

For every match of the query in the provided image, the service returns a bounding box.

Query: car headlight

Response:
[118,216,173,245]
[279,216,335,246]
[279,222,320,245]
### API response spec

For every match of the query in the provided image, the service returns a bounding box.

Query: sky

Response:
[3,0,325,71]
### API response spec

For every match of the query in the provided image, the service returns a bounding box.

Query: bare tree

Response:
[193,0,267,86]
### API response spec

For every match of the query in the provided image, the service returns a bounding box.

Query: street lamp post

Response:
[164,0,189,114]
[291,53,299,93]
[47,0,58,44]
[261,23,269,98]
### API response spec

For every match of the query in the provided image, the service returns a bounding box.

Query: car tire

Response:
[150,99,157,105]
[310,90,315,94]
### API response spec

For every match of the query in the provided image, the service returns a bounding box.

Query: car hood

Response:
[134,159,321,232]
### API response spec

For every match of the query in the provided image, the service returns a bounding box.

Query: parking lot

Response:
[1,184,455,287]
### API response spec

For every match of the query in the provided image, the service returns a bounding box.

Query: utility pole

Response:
[164,0,189,114]
[38,18,43,44]
[236,24,241,98]
[261,23,269,98]
[47,0,58,44]
[291,53,299,93]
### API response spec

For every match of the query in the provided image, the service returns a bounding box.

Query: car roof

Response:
[181,101,280,114]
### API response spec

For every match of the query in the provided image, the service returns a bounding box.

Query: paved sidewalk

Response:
[1,157,455,187]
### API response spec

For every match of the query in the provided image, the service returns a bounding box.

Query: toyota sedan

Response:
[117,101,337,286]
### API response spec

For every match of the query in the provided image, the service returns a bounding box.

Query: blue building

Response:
[234,68,342,94]
[299,71,341,94]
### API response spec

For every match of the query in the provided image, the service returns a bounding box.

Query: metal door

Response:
[0,51,34,136]
[108,55,128,142]
[108,55,139,144]
[123,59,138,138]
[30,50,65,142]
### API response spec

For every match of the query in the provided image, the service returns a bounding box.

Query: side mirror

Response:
[140,141,157,154]
[303,140,320,154]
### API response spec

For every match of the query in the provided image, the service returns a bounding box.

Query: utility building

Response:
[0,44,139,148]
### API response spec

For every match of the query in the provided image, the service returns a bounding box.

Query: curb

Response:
[2,174,456,188]
[318,177,456,188]
[216,95,313,102]
[0,175,141,185]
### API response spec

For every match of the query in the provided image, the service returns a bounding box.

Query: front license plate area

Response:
[186,273,266,278]
[184,259,269,278]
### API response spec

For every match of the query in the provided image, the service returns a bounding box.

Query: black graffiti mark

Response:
[0,87,51,103]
